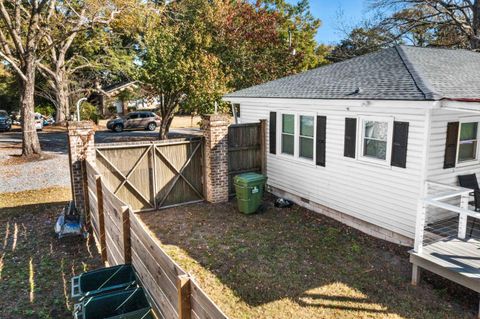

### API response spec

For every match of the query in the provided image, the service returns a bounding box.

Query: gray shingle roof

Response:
[224,45,480,101]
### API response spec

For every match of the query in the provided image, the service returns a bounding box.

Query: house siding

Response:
[236,99,430,241]
[427,108,480,185]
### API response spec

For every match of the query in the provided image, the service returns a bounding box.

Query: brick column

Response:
[67,121,95,213]
[202,114,229,203]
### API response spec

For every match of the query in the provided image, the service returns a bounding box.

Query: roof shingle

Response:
[224,46,480,101]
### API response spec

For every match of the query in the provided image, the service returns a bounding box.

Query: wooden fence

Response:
[94,138,204,212]
[85,160,228,319]
[227,121,266,194]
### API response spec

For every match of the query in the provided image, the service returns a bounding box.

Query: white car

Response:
[35,114,44,131]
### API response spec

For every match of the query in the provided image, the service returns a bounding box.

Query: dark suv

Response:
[106,111,161,132]
[0,110,12,132]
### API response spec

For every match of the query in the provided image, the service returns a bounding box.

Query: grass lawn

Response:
[140,196,477,319]
[0,187,102,319]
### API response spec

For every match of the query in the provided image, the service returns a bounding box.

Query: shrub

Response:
[80,102,99,123]
[35,104,55,117]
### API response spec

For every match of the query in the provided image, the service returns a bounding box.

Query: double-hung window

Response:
[279,113,316,162]
[281,114,295,155]
[458,122,479,163]
[299,115,314,159]
[359,116,393,164]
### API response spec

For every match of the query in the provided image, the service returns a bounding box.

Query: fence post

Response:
[96,175,107,263]
[259,119,267,175]
[67,121,95,214]
[82,161,92,233]
[202,114,229,203]
[121,206,132,264]
[177,275,191,319]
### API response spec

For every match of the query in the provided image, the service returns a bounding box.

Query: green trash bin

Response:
[71,264,137,302]
[73,287,154,319]
[234,172,266,214]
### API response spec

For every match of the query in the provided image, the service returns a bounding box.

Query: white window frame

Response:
[357,115,394,166]
[276,112,316,164]
[455,117,480,167]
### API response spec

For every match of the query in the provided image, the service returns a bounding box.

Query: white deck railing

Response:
[414,181,480,254]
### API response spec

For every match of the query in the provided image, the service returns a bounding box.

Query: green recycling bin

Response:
[71,264,137,302]
[73,287,154,319]
[234,172,266,214]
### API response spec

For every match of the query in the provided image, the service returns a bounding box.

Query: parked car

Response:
[106,111,161,132]
[34,113,44,131]
[43,116,55,126]
[0,110,12,131]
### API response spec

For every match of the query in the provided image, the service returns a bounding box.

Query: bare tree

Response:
[0,0,52,156]
[372,0,480,49]
[37,1,123,124]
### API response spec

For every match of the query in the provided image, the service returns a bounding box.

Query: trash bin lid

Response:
[234,172,266,186]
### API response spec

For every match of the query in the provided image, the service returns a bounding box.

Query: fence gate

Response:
[227,122,266,195]
[95,138,204,211]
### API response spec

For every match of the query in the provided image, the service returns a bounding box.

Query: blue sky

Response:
[287,0,371,44]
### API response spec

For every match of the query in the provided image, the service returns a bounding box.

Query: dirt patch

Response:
[0,187,102,319]
[139,197,477,319]
[1,153,56,166]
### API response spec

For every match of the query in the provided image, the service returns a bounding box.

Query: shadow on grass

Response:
[0,201,102,319]
[139,198,477,319]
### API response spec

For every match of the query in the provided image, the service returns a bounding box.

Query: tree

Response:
[328,26,396,62]
[139,0,228,139]
[36,0,129,124]
[214,0,325,90]
[0,63,18,112]
[0,0,50,155]
[372,0,480,50]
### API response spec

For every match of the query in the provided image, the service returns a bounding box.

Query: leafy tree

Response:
[215,0,325,90]
[139,0,228,139]
[328,26,396,62]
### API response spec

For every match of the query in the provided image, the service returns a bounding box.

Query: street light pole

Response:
[76,97,88,121]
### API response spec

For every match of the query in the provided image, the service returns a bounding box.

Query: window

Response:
[299,115,314,159]
[281,114,295,155]
[129,113,139,119]
[358,116,393,164]
[362,120,388,160]
[458,122,478,163]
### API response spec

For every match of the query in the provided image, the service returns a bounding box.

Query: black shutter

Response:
[391,121,409,168]
[344,118,357,158]
[316,116,327,166]
[269,112,277,154]
[444,122,459,168]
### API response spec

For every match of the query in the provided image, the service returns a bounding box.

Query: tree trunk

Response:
[54,76,69,124]
[21,58,42,156]
[472,0,480,50]
[159,115,174,140]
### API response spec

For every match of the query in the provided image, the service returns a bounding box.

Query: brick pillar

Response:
[202,114,229,203]
[67,121,95,213]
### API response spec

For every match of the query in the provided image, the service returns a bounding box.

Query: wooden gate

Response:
[95,138,204,211]
[227,121,266,194]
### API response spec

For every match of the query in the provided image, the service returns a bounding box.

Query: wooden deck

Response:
[410,237,480,294]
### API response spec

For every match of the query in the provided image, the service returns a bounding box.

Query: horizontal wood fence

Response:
[95,138,204,212]
[227,121,266,194]
[85,160,228,319]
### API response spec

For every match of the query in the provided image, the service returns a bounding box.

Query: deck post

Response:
[414,201,427,254]
[459,193,469,239]
[411,264,421,285]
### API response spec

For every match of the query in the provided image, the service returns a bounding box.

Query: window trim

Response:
[357,115,394,166]
[281,113,295,156]
[455,118,480,167]
[276,111,317,164]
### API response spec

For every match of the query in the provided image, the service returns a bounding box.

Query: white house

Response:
[224,45,480,246]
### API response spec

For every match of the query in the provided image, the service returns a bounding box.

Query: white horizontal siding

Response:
[427,108,480,184]
[238,99,427,239]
